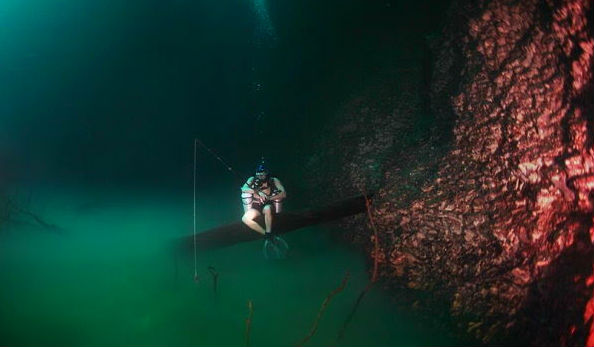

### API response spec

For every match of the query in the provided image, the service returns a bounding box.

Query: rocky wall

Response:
[379,0,593,344]
[308,0,594,345]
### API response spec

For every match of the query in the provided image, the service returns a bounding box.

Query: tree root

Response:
[336,192,380,343]
[296,272,350,347]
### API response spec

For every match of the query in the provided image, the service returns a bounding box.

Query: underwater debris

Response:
[295,272,350,347]
[2,194,59,232]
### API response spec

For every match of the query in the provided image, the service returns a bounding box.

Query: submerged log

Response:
[181,195,369,251]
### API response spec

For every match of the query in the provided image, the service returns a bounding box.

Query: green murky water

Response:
[0,186,459,346]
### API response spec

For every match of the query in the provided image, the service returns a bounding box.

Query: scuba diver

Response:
[241,162,289,259]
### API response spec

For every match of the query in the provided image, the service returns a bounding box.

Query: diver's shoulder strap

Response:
[270,177,282,192]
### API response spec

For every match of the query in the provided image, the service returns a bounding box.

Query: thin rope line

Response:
[195,139,245,183]
[193,138,198,282]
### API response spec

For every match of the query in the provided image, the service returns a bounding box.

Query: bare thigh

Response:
[243,208,262,220]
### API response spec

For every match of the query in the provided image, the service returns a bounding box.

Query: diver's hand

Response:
[257,191,268,203]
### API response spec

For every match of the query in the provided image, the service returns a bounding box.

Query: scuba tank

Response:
[273,200,282,213]
[241,192,254,211]
[270,188,283,213]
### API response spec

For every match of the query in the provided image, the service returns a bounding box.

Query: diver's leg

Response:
[263,205,273,234]
[242,209,266,235]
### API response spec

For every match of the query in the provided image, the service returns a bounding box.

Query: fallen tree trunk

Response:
[180,195,369,251]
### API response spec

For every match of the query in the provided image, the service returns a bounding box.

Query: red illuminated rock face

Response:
[308,0,593,345]
[373,0,593,344]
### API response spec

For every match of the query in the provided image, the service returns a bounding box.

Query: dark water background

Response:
[0,0,463,345]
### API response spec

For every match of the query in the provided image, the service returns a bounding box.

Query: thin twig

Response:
[208,266,219,294]
[296,272,350,347]
[245,300,254,347]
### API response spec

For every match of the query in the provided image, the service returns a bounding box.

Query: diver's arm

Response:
[243,177,267,203]
[270,178,286,200]
[241,177,256,194]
